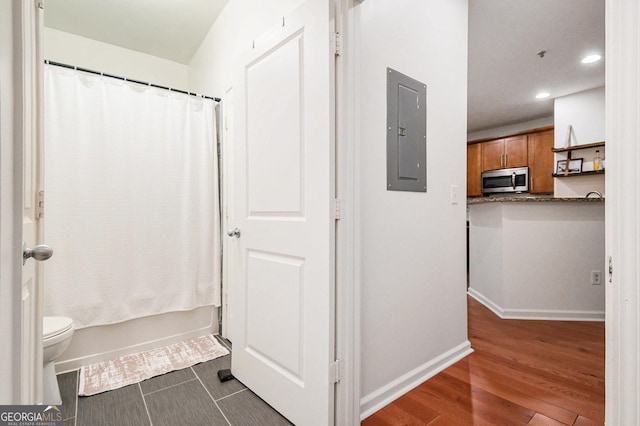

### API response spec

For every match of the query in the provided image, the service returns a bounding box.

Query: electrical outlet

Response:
[591,270,602,285]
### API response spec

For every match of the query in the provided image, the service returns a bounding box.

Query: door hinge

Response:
[36,190,45,219]
[332,32,342,56]
[37,0,44,10]
[332,198,341,220]
[608,256,613,283]
[329,359,342,384]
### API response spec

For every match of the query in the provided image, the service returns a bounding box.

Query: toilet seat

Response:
[43,316,74,341]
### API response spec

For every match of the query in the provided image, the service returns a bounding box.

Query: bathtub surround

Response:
[78,335,228,397]
[43,64,221,329]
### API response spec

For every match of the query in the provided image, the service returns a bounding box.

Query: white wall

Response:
[44,28,188,89]
[467,116,554,142]
[555,87,605,147]
[188,0,308,97]
[469,202,605,320]
[356,0,471,418]
[554,87,605,197]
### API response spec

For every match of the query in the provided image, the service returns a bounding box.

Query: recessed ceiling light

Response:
[581,54,602,64]
[536,92,550,99]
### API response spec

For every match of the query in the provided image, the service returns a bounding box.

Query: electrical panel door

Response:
[386,68,427,192]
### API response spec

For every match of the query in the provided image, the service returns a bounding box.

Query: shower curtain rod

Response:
[44,60,221,102]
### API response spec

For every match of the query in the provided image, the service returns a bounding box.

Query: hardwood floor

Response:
[363,296,605,425]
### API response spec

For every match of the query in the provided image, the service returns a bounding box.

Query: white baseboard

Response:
[467,288,605,322]
[359,341,473,421]
[502,308,605,322]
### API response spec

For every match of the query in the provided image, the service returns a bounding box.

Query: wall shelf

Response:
[551,141,605,153]
[552,141,605,177]
[552,170,605,178]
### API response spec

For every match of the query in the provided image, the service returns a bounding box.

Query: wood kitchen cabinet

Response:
[467,127,555,197]
[527,129,554,194]
[467,143,482,197]
[481,135,528,171]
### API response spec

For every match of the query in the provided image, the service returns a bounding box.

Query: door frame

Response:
[604,0,640,423]
[0,0,43,404]
[221,85,234,340]
[333,0,360,424]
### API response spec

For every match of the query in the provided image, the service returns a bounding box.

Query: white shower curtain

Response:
[43,64,220,329]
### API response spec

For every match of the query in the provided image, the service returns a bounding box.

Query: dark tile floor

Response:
[57,336,292,426]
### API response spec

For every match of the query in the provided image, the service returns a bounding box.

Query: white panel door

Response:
[230,1,335,424]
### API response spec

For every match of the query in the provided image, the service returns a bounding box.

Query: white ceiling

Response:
[44,0,605,133]
[468,0,605,133]
[44,0,229,65]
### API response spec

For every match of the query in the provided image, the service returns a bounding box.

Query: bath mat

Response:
[78,335,229,396]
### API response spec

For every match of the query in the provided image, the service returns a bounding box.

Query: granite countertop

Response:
[467,195,605,205]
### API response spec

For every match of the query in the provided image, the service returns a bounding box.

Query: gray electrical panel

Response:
[386,68,427,192]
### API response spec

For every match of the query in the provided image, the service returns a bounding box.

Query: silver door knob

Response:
[23,243,53,265]
[227,228,241,238]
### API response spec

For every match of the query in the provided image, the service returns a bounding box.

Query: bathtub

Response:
[54,306,218,373]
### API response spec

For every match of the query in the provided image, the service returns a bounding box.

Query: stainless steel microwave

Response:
[482,167,529,194]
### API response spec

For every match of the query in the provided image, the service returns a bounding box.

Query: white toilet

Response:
[43,316,74,405]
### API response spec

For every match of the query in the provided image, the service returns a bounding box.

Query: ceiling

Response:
[468,0,605,133]
[44,0,229,65]
[44,0,605,133]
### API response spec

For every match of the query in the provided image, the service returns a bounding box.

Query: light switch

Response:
[450,185,459,204]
